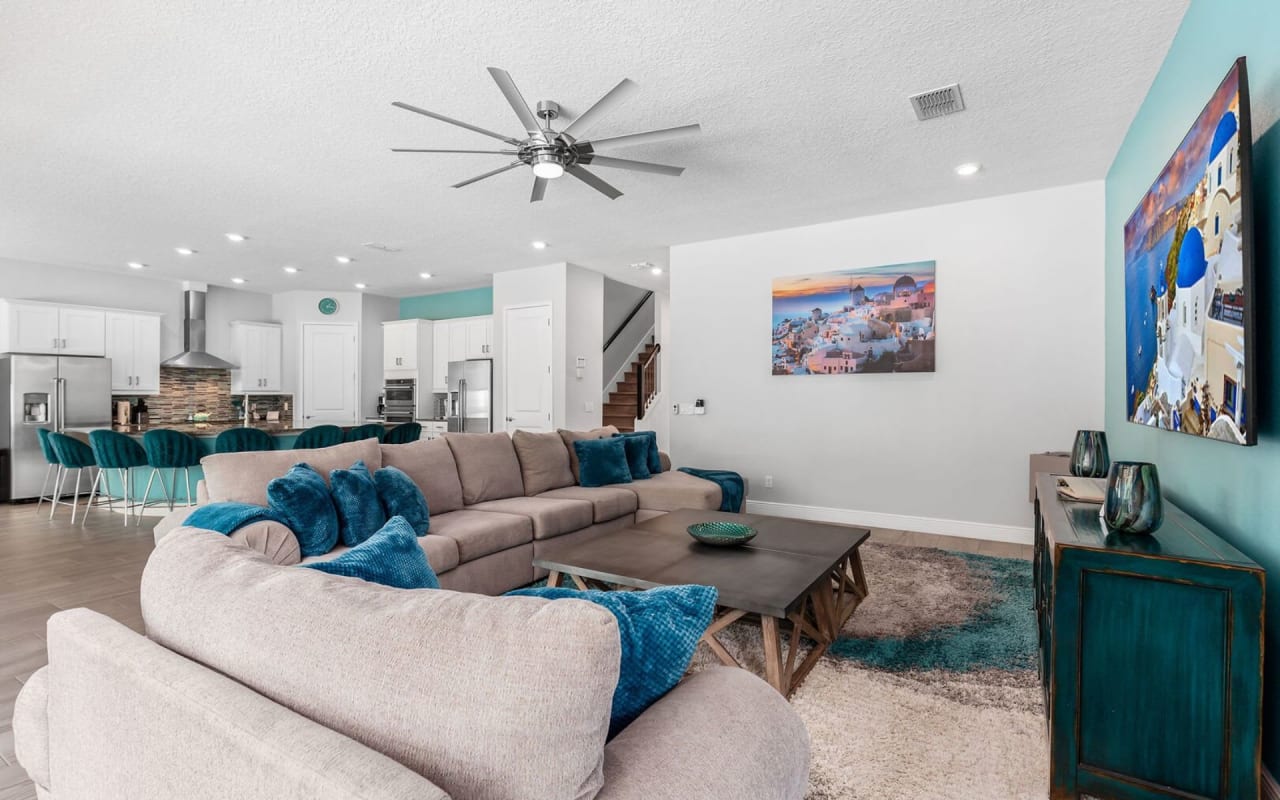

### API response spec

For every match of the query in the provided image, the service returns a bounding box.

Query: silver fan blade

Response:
[452,161,524,189]
[565,165,622,199]
[561,78,638,140]
[391,148,518,154]
[486,67,544,138]
[392,101,522,145]
[584,124,702,150]
[531,177,548,203]
[581,154,684,176]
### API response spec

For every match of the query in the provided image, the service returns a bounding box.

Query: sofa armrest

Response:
[13,666,50,793]
[596,666,809,800]
[153,506,196,545]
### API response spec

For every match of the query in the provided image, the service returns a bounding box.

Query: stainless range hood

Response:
[161,289,238,369]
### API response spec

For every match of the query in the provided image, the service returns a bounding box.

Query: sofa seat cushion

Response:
[429,509,533,562]
[468,496,594,541]
[609,470,721,512]
[444,432,526,504]
[380,438,465,515]
[202,438,383,507]
[300,532,460,575]
[537,486,639,523]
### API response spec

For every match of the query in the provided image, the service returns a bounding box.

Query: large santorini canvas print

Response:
[1124,59,1255,444]
[772,260,936,375]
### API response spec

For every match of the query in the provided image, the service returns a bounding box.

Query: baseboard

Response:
[743,499,1033,544]
[1263,767,1279,800]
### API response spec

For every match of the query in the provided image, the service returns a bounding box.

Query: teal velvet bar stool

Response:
[85,430,150,527]
[46,433,97,524]
[293,425,342,450]
[343,423,386,443]
[141,429,203,514]
[35,428,61,513]
[214,427,275,454]
[384,422,421,444]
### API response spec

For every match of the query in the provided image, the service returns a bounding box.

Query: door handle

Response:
[127,375,132,386]
[51,337,58,349]
[506,416,514,422]
[61,339,67,349]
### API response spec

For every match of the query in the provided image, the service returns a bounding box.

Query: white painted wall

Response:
[359,293,400,418]
[493,263,567,431]
[565,265,603,430]
[205,284,275,362]
[271,290,363,423]
[668,181,1105,538]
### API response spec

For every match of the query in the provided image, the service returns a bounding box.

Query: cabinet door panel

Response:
[432,323,449,390]
[104,313,136,392]
[9,303,62,354]
[133,315,161,392]
[58,307,106,356]
[261,325,283,390]
[448,320,466,363]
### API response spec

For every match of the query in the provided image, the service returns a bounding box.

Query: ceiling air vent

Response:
[909,83,965,121]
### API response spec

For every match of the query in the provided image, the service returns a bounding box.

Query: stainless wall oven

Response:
[382,377,416,423]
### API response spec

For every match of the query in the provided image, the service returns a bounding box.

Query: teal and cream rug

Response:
[689,542,1048,800]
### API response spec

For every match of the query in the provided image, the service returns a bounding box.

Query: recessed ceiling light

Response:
[531,241,548,250]
[282,266,299,274]
[175,247,196,256]
[954,162,981,177]
[230,277,246,284]
[354,282,367,289]
[419,272,432,279]
[336,256,353,264]
[651,266,664,275]
[224,233,247,242]
[126,261,147,270]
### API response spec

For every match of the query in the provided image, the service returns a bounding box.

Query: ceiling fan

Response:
[391,67,701,202]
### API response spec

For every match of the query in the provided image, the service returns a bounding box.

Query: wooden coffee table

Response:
[532,508,870,696]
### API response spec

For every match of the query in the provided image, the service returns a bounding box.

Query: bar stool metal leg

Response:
[83,469,101,527]
[35,463,54,511]
[184,467,194,507]
[68,468,83,525]
[48,466,65,521]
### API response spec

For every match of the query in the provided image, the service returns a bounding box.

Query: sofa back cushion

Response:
[511,430,575,495]
[380,438,465,515]
[559,426,620,483]
[202,438,383,507]
[444,432,525,504]
[142,529,620,800]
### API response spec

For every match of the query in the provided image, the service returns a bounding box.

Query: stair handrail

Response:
[635,343,661,421]
[604,290,655,353]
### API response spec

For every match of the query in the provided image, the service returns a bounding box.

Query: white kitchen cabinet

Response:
[464,316,493,358]
[0,300,106,356]
[447,320,467,364]
[418,420,448,440]
[432,321,450,391]
[105,311,162,394]
[230,321,284,393]
[383,320,432,371]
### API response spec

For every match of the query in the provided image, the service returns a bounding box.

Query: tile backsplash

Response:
[118,368,292,424]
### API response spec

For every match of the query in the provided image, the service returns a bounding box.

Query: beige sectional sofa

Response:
[14,529,811,799]
[153,429,726,596]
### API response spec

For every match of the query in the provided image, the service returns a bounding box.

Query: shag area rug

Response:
[688,542,1048,800]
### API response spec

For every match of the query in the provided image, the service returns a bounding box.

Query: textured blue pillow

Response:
[301,516,439,589]
[574,437,632,487]
[266,463,339,558]
[615,434,652,480]
[373,465,429,536]
[614,430,662,475]
[506,584,717,735]
[330,460,387,547]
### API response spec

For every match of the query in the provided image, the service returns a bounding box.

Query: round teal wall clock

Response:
[318,297,339,315]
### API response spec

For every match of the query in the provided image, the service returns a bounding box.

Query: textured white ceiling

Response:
[0,0,1186,297]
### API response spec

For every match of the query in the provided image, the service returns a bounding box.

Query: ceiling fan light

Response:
[530,155,565,180]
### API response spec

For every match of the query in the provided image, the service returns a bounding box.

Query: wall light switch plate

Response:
[678,403,698,415]
[584,400,594,412]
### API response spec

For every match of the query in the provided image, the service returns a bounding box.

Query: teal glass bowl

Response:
[687,521,757,547]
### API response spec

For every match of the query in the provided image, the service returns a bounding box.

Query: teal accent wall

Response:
[399,287,493,320]
[1105,0,1280,769]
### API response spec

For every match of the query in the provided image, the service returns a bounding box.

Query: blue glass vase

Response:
[1070,430,1110,478]
[1101,462,1163,535]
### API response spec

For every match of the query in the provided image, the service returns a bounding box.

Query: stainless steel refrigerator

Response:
[0,354,112,501]
[447,359,492,433]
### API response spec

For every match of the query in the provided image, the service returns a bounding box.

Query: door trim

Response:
[501,302,554,433]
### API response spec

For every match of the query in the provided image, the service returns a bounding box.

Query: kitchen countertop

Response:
[65,420,391,438]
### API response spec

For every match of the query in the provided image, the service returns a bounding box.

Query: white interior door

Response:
[503,304,553,432]
[302,323,358,426]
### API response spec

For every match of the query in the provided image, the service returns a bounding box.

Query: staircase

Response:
[603,338,657,432]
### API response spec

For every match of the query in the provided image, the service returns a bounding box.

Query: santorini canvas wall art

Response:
[772,260,936,375]
[1124,58,1255,444]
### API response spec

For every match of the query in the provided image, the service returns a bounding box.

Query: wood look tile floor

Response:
[0,501,1030,797]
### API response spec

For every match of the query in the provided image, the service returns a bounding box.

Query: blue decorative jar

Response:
[1101,461,1163,535]
[1070,430,1110,478]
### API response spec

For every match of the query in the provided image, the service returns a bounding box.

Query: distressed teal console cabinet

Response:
[1033,474,1264,800]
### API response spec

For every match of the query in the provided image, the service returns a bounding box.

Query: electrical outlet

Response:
[764,475,774,488]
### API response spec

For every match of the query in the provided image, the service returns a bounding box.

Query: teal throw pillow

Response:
[266,463,339,558]
[614,431,661,475]
[574,437,631,487]
[301,516,439,589]
[615,434,652,480]
[507,584,717,736]
[373,465,430,536]
[330,460,387,547]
